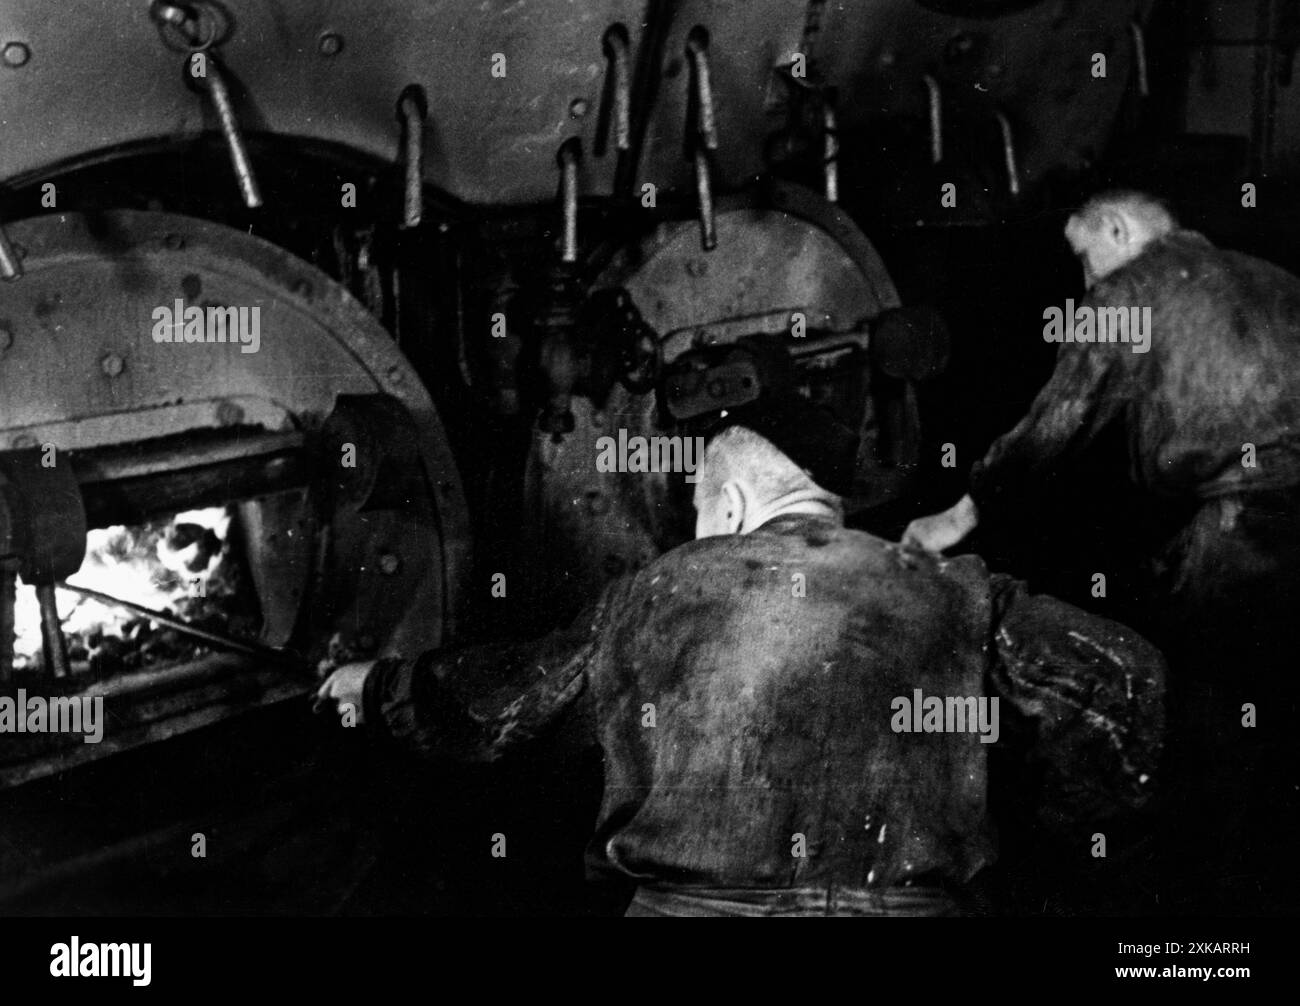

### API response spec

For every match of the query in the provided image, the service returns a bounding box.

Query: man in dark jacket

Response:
[904,190,1300,911]
[905,191,1300,591]
[320,410,1164,916]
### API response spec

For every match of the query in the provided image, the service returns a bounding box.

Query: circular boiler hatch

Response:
[0,211,468,771]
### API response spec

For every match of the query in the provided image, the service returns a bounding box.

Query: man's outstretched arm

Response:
[319,577,633,764]
[904,300,1131,553]
[969,312,1130,512]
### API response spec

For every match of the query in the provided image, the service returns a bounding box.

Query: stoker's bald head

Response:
[692,425,839,539]
[1065,190,1176,290]
[688,391,858,538]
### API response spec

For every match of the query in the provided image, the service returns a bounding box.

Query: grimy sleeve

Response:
[986,574,1165,831]
[361,576,633,764]
[969,307,1129,512]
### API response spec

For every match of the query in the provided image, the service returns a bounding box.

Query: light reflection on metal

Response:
[686,30,718,150]
[206,64,263,209]
[604,27,631,151]
[398,87,427,228]
[1130,20,1149,98]
[996,110,1020,196]
[694,148,716,251]
[923,74,943,165]
[824,102,839,203]
[559,139,581,263]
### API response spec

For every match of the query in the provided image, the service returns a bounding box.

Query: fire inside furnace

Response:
[11,506,261,677]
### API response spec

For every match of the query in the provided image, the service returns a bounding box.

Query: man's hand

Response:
[901,494,979,553]
[315,660,377,723]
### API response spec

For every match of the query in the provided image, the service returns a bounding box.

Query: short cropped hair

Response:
[1073,189,1177,238]
[695,425,827,509]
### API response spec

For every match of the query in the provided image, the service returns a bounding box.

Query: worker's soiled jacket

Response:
[971,229,1300,510]
[363,514,1164,896]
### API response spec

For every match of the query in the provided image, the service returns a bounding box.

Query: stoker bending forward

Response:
[321,407,1164,916]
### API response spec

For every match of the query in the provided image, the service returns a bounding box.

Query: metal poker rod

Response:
[55,580,307,672]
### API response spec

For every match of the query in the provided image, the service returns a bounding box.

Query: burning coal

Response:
[11,506,260,677]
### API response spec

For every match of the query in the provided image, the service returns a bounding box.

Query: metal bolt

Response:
[318,32,343,57]
[152,4,189,27]
[101,353,124,377]
[386,365,404,385]
[2,42,30,68]
[378,552,401,575]
[163,233,185,251]
[569,97,589,119]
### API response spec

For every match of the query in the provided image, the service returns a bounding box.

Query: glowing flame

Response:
[12,507,231,670]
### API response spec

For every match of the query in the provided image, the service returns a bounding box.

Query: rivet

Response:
[379,552,401,575]
[101,353,125,377]
[2,42,30,68]
[318,32,343,57]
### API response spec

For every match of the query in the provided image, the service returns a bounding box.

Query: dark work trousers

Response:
[1146,490,1300,915]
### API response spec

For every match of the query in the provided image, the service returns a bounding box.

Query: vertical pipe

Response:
[693,147,716,251]
[995,110,1020,196]
[923,74,943,165]
[605,29,631,151]
[614,0,677,199]
[207,64,263,209]
[1249,0,1278,176]
[559,140,580,264]
[687,28,717,251]
[1130,20,1150,98]
[823,102,839,204]
[686,31,718,150]
[399,88,426,228]
[36,582,69,680]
